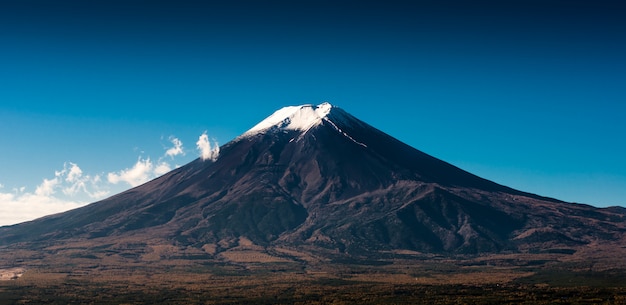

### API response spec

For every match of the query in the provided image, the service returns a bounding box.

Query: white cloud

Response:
[1,132,215,226]
[154,162,172,176]
[35,177,60,196]
[107,134,194,187]
[31,163,107,199]
[165,137,184,158]
[196,132,220,161]
[107,157,154,187]
[0,191,87,226]
[66,162,83,183]
[0,162,111,226]
[62,163,85,196]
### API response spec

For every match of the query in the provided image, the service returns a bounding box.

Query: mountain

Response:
[1,102,625,262]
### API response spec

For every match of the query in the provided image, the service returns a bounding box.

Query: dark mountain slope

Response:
[0,103,624,258]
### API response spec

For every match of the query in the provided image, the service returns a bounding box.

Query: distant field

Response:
[2,262,626,304]
[2,275,626,304]
[3,238,626,304]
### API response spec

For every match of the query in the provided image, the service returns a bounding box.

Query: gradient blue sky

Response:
[1,0,625,225]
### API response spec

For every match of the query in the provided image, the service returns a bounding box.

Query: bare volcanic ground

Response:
[3,242,626,304]
[0,268,24,281]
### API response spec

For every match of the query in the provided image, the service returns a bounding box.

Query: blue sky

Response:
[1,0,625,225]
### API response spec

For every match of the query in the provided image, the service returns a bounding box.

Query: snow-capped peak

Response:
[243,102,334,136]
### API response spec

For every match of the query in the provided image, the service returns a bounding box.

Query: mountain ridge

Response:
[1,103,624,260]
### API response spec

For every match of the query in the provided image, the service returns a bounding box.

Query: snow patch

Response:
[243,102,333,136]
[323,117,367,148]
[240,102,367,147]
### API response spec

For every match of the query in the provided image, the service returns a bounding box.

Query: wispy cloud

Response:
[34,176,59,197]
[1,133,215,226]
[66,162,83,183]
[154,162,172,176]
[116,134,220,186]
[165,136,184,158]
[196,132,220,161]
[0,162,109,226]
[107,157,154,187]
[0,192,86,226]
[58,162,106,198]
[106,135,188,187]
